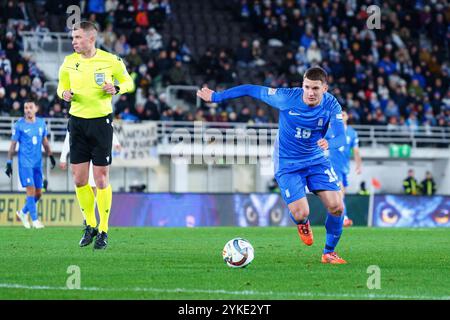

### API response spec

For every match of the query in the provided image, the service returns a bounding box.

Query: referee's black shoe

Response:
[79,225,98,247]
[94,231,108,250]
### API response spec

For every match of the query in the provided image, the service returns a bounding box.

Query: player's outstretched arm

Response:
[197,85,294,110]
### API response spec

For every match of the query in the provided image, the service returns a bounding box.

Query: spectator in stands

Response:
[173,106,186,121]
[167,59,191,85]
[9,100,22,117]
[252,39,265,66]
[146,27,163,52]
[105,0,119,13]
[235,38,254,68]
[134,103,150,121]
[156,50,172,82]
[114,34,131,57]
[18,87,28,105]
[0,87,7,115]
[421,171,437,196]
[144,93,161,120]
[306,41,322,64]
[406,113,419,132]
[217,61,236,86]
[119,106,139,122]
[37,92,50,117]
[253,108,269,124]
[237,106,252,123]
[128,26,147,51]
[99,23,117,50]
[5,90,19,110]
[160,108,174,121]
[0,50,12,76]
[114,94,131,117]
[403,169,420,195]
[387,116,399,132]
[49,102,65,118]
[126,47,143,70]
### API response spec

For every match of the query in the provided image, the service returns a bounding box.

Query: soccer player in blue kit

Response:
[197,67,348,264]
[5,100,56,229]
[325,107,362,227]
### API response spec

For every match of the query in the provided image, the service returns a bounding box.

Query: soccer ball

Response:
[222,238,254,268]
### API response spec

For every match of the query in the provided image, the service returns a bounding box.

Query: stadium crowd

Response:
[0,0,448,129]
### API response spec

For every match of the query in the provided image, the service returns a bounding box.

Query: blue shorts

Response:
[275,161,341,205]
[334,170,348,188]
[19,167,43,189]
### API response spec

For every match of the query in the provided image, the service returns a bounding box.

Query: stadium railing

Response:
[0,117,449,148]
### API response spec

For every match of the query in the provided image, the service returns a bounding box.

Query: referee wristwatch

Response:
[114,85,120,95]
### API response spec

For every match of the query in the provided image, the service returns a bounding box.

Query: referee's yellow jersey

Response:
[57,49,135,119]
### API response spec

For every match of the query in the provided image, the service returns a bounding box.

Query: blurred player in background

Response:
[57,21,134,249]
[198,66,348,264]
[60,130,122,226]
[325,107,362,227]
[5,100,56,229]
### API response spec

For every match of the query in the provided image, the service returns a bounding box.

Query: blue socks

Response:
[25,196,38,222]
[324,212,344,254]
[21,197,40,217]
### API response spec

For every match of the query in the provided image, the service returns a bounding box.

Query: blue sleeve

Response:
[42,120,48,137]
[327,100,346,149]
[212,85,296,111]
[352,129,359,148]
[12,122,21,141]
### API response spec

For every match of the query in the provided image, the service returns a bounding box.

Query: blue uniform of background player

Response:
[198,67,349,264]
[5,101,55,229]
[325,108,362,227]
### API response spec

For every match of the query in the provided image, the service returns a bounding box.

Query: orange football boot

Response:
[343,218,353,227]
[321,252,347,264]
[297,220,314,246]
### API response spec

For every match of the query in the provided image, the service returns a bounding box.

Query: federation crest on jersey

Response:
[318,118,324,127]
[94,73,105,86]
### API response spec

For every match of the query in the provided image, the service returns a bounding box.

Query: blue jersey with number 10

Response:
[12,117,47,168]
[212,85,345,175]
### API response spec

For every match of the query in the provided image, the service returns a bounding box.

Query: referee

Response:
[57,21,134,249]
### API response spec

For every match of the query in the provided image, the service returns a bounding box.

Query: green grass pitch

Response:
[0,227,449,300]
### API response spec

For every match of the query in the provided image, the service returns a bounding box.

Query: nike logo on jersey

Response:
[288,110,301,116]
[96,66,112,71]
[24,129,30,133]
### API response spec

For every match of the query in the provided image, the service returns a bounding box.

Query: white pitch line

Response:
[0,283,448,300]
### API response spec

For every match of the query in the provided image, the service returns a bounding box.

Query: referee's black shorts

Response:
[68,113,113,166]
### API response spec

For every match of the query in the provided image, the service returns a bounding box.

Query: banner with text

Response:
[0,193,84,226]
[113,121,159,167]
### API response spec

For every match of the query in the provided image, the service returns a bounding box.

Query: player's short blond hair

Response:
[72,21,98,33]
